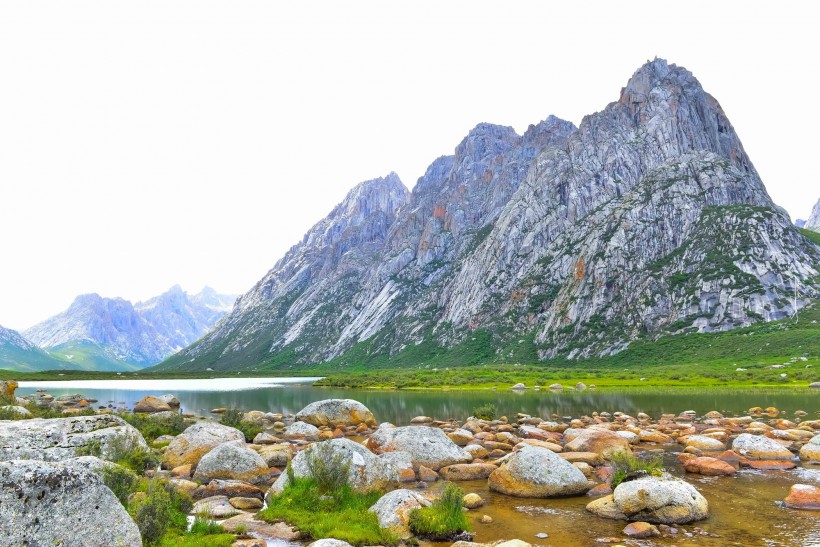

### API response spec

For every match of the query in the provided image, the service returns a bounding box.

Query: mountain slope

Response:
[806,198,820,231]
[24,286,235,369]
[0,325,72,372]
[155,58,820,372]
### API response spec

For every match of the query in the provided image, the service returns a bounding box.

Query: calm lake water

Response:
[16,377,819,421]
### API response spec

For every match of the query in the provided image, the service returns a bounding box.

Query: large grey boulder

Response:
[731,433,793,460]
[368,489,431,538]
[256,443,294,467]
[488,445,591,497]
[366,425,472,469]
[295,399,377,428]
[0,415,147,462]
[268,438,397,495]
[586,475,709,524]
[0,458,141,546]
[284,421,321,438]
[192,440,269,484]
[162,421,245,468]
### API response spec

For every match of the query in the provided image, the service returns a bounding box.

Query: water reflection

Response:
[15,379,819,421]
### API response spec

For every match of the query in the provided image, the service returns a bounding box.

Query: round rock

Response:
[488,445,591,498]
[295,399,377,428]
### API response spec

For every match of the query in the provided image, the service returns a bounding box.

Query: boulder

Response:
[448,429,475,446]
[683,435,726,452]
[192,440,270,484]
[0,458,141,546]
[366,425,472,469]
[193,495,242,518]
[256,443,294,467]
[0,414,147,462]
[368,489,431,538]
[284,421,321,439]
[623,521,659,538]
[162,421,245,468]
[268,438,398,495]
[157,394,180,408]
[463,493,484,509]
[783,484,820,510]
[682,456,736,476]
[587,475,709,524]
[564,429,631,459]
[488,445,591,497]
[230,496,264,510]
[731,433,793,460]
[440,463,498,481]
[253,431,280,444]
[0,405,31,416]
[295,399,377,428]
[510,383,527,390]
[133,395,172,413]
[192,479,265,500]
[0,380,17,401]
[799,434,820,462]
[221,513,300,540]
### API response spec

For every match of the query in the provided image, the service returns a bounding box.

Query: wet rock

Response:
[463,493,484,509]
[256,443,294,467]
[783,484,820,510]
[230,496,264,510]
[284,421,321,439]
[134,395,172,413]
[192,440,270,484]
[269,438,397,495]
[799,434,820,462]
[623,522,660,538]
[682,457,736,476]
[683,435,726,452]
[440,463,498,481]
[488,445,591,497]
[731,433,793,460]
[193,495,243,518]
[221,512,300,540]
[0,458,141,546]
[449,429,476,446]
[560,452,604,466]
[368,489,431,538]
[309,540,353,547]
[295,399,377,428]
[367,425,472,469]
[0,414,147,462]
[162,421,245,468]
[410,416,433,424]
[588,474,709,524]
[418,465,439,482]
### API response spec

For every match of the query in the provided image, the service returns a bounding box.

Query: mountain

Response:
[23,286,235,370]
[0,325,72,372]
[155,58,820,373]
[806,198,820,231]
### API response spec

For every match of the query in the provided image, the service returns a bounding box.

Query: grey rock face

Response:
[731,433,794,460]
[367,425,472,469]
[295,398,377,428]
[368,489,431,537]
[192,440,269,484]
[806,198,820,230]
[0,458,141,546]
[268,438,398,495]
[160,58,819,371]
[587,474,709,524]
[488,445,591,497]
[23,285,235,367]
[0,415,148,462]
[161,421,245,468]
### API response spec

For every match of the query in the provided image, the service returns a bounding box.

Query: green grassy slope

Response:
[0,342,78,373]
[47,341,143,372]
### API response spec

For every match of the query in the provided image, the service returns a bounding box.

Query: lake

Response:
[16,377,819,421]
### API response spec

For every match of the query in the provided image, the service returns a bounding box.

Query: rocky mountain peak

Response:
[806,198,820,230]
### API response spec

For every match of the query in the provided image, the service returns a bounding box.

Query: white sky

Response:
[0,1,818,330]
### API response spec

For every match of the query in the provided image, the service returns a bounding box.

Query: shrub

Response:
[409,482,471,539]
[131,479,174,545]
[101,464,140,506]
[304,441,351,494]
[609,451,665,488]
[76,435,159,473]
[120,412,187,443]
[471,403,497,421]
[219,407,263,442]
[188,518,225,535]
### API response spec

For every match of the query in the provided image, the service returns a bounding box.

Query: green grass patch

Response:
[609,451,665,488]
[409,482,471,540]
[260,477,397,546]
[119,412,188,443]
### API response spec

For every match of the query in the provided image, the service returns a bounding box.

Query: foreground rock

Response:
[587,475,708,524]
[367,425,472,469]
[369,489,431,538]
[0,458,141,546]
[783,484,820,510]
[192,440,270,484]
[162,421,245,468]
[0,415,147,462]
[133,395,172,413]
[564,429,631,459]
[731,433,793,460]
[488,445,591,497]
[295,399,377,428]
[269,438,397,495]
[799,434,820,463]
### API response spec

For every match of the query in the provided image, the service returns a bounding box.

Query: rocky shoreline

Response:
[1,379,818,546]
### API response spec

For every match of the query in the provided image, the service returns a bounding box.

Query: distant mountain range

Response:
[0,286,235,372]
[152,58,820,373]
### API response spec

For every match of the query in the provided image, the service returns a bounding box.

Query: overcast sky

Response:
[0,1,817,330]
